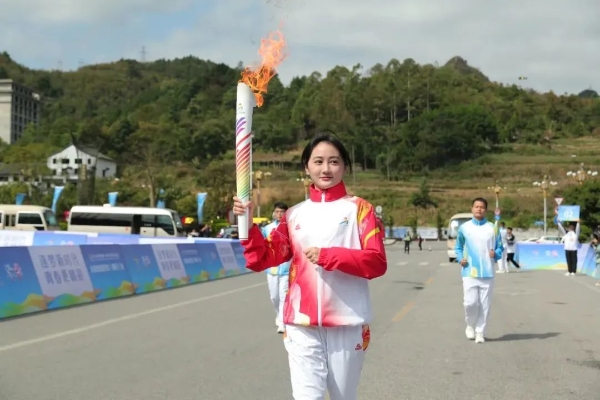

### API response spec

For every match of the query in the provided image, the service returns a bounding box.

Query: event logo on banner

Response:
[108,192,118,206]
[51,186,64,213]
[197,192,208,223]
[0,247,47,318]
[119,244,164,293]
[79,245,134,299]
[177,243,226,281]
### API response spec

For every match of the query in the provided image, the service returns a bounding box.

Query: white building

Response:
[0,79,42,144]
[47,144,117,180]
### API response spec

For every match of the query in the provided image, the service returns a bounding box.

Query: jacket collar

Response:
[309,181,347,202]
[471,217,488,226]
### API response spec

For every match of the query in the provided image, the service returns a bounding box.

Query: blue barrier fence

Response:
[515,242,598,279]
[0,239,250,320]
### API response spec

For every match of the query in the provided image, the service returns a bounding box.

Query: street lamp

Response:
[532,175,558,235]
[566,162,598,184]
[487,180,505,209]
[252,170,271,218]
[296,174,311,201]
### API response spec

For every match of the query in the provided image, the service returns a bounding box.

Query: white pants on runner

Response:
[496,249,508,272]
[267,274,289,327]
[462,277,494,335]
[283,324,369,400]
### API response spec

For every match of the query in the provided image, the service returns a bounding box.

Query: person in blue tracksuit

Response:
[455,197,503,344]
[261,202,291,334]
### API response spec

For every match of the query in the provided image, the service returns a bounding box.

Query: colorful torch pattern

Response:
[235,82,256,239]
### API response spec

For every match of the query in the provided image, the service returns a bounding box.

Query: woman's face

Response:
[305,141,346,190]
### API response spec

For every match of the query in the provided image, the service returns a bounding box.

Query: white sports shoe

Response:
[565,272,571,276]
[277,325,285,334]
[465,326,475,340]
[475,333,485,343]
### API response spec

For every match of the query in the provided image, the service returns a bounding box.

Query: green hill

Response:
[0,51,599,228]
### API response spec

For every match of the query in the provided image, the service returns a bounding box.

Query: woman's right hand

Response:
[232,196,252,216]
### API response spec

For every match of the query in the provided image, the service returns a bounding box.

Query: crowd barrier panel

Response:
[0,240,251,320]
[0,231,231,247]
[515,242,597,278]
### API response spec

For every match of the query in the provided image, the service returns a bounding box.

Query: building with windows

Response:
[47,144,117,181]
[0,79,42,144]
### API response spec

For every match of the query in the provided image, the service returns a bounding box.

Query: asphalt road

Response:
[0,241,599,400]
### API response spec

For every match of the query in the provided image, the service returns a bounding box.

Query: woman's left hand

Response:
[304,247,321,264]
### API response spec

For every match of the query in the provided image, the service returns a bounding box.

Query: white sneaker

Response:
[565,272,571,276]
[465,326,475,340]
[570,272,575,276]
[475,333,485,343]
[277,325,285,334]
[496,270,504,273]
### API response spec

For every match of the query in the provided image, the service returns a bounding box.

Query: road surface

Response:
[0,241,599,399]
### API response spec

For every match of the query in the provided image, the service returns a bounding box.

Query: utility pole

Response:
[140,46,147,62]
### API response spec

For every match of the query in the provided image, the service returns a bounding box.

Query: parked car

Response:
[535,235,561,244]
[217,225,238,238]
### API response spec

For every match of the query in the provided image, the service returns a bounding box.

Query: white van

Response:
[68,205,184,237]
[0,205,60,231]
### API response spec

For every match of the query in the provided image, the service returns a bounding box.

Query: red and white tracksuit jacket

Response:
[241,181,387,327]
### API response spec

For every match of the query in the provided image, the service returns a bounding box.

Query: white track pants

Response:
[283,324,369,400]
[267,274,289,327]
[462,277,494,335]
[497,249,508,272]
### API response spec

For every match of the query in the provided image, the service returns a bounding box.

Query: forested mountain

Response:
[1,50,599,222]
[1,50,599,178]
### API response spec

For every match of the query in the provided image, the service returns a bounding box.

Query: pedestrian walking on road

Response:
[454,197,503,344]
[404,232,411,254]
[233,131,387,400]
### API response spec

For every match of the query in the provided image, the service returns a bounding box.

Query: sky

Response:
[0,0,598,95]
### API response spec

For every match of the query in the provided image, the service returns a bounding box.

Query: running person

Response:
[233,132,387,400]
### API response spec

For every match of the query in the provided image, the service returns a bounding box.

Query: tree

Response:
[408,179,438,234]
[562,180,600,239]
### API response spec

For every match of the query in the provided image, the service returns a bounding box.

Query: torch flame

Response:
[239,30,288,107]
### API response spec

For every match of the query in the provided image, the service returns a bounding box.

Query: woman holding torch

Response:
[232,131,387,400]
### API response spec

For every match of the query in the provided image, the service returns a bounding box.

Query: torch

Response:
[235,30,288,239]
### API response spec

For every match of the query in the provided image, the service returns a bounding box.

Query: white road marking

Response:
[0,282,266,353]
[418,262,429,266]
[439,262,451,266]
[396,261,408,266]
